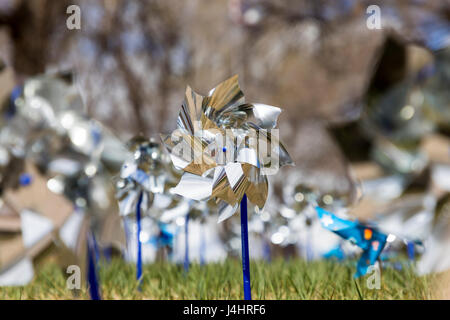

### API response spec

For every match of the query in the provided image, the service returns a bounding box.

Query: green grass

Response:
[0,258,435,300]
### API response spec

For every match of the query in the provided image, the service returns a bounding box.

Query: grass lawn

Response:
[0,258,436,300]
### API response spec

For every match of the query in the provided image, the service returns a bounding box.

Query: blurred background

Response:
[0,0,449,298]
[0,0,448,190]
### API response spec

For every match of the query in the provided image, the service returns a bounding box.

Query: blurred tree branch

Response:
[0,0,71,76]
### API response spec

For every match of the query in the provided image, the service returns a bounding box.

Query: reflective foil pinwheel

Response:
[116,136,179,219]
[115,136,180,286]
[162,75,293,300]
[0,71,128,298]
[161,75,293,222]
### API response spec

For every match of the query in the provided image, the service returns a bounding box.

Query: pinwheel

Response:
[166,199,223,268]
[372,193,436,262]
[161,75,293,299]
[155,195,206,270]
[116,136,179,288]
[1,72,127,299]
[315,207,388,277]
[281,175,361,261]
[122,214,178,265]
[417,194,450,275]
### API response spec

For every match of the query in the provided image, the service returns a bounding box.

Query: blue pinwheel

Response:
[147,222,176,249]
[315,207,388,278]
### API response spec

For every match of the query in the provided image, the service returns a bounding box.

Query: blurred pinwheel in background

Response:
[116,136,179,220]
[0,71,127,298]
[315,207,388,278]
[115,136,182,286]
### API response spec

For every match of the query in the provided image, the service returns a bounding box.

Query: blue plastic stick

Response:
[263,238,271,262]
[240,194,252,300]
[136,192,144,290]
[87,233,101,300]
[407,241,415,261]
[200,224,206,266]
[184,213,190,272]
